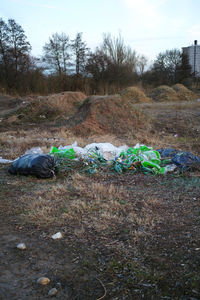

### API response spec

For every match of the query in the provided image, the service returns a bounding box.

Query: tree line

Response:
[0,18,192,95]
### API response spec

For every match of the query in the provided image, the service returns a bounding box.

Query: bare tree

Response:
[7,19,31,73]
[43,33,70,75]
[86,48,110,81]
[102,33,137,69]
[71,32,89,76]
[152,49,181,84]
[137,54,148,76]
[0,18,32,90]
[102,33,138,87]
[0,18,9,81]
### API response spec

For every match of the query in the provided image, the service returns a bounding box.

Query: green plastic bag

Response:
[50,146,76,159]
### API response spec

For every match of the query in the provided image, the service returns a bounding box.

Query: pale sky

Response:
[1,0,200,62]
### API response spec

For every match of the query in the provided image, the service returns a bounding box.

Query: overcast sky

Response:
[1,0,200,62]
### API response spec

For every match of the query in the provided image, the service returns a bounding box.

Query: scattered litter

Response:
[48,288,58,296]
[53,143,168,175]
[8,154,58,178]
[0,156,13,164]
[51,142,200,175]
[50,142,128,160]
[16,243,26,250]
[25,147,43,155]
[7,143,200,178]
[51,232,63,239]
[37,277,50,285]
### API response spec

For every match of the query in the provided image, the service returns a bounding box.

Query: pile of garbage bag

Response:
[49,143,174,175]
[5,143,200,178]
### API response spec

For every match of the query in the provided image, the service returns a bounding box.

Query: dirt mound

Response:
[119,86,152,103]
[29,91,86,116]
[148,85,180,102]
[148,85,198,102]
[9,91,87,122]
[69,95,150,135]
[172,84,197,101]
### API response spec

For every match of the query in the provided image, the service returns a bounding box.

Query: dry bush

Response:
[119,86,152,103]
[148,85,179,102]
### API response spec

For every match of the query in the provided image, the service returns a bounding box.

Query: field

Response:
[0,89,200,299]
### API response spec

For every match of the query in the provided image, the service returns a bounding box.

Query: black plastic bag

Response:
[157,148,179,158]
[171,152,200,171]
[8,154,58,178]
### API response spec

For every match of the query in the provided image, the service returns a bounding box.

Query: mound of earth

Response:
[3,92,87,123]
[27,91,87,117]
[69,95,150,135]
[172,84,197,101]
[119,86,152,103]
[148,85,180,102]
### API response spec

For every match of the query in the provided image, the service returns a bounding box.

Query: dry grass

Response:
[119,86,152,103]
[18,173,161,251]
[0,128,134,159]
[7,92,87,123]
[148,84,198,103]
[172,83,197,101]
[148,85,180,102]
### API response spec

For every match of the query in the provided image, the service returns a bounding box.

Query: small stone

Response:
[17,243,26,250]
[48,288,58,296]
[51,232,63,239]
[56,282,61,288]
[37,277,50,285]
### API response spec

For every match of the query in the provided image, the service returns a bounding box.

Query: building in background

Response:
[182,40,200,77]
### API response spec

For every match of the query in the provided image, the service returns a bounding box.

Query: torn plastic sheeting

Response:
[25,147,43,155]
[55,142,129,160]
[0,157,13,164]
[84,142,129,160]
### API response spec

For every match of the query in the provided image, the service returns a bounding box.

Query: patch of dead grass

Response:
[148,85,179,102]
[119,86,152,103]
[18,173,162,250]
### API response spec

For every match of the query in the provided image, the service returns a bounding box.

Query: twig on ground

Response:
[96,277,107,300]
